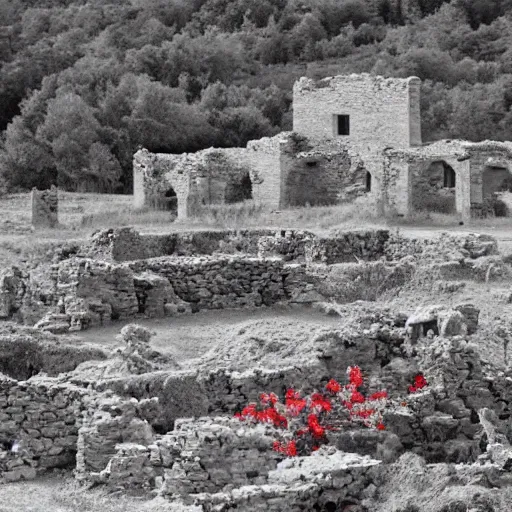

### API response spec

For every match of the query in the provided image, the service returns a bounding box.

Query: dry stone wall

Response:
[85,227,390,264]
[80,413,382,512]
[126,256,287,309]
[307,229,390,264]
[0,374,88,482]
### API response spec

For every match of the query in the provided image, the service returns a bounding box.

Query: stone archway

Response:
[225,172,253,204]
[164,186,178,214]
[482,165,512,217]
[482,166,511,199]
[411,160,457,214]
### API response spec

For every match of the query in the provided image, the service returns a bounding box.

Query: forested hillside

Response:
[0,0,512,193]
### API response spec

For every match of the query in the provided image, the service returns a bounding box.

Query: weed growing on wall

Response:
[235,366,429,456]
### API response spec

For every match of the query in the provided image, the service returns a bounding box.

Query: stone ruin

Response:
[0,226,510,510]
[134,73,512,221]
[0,226,504,335]
[31,185,58,228]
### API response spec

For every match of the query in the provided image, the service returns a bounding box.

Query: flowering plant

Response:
[234,366,401,457]
[408,373,428,393]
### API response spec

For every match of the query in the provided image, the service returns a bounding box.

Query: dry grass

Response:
[0,473,157,512]
[1,192,511,269]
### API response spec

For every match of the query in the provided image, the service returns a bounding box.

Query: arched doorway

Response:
[482,166,511,199]
[225,172,253,204]
[482,165,512,217]
[411,160,457,214]
[164,187,178,212]
[365,171,372,192]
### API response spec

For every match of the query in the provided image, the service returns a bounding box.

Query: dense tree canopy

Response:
[0,0,512,193]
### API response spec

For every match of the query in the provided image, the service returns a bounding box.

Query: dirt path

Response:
[75,305,341,364]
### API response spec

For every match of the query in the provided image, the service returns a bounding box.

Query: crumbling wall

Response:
[85,227,390,264]
[281,144,354,207]
[410,160,457,214]
[31,186,58,228]
[467,144,512,211]
[292,74,422,148]
[0,374,88,482]
[125,256,288,309]
[306,229,390,264]
[0,326,108,380]
[246,134,287,210]
[133,149,190,218]
[133,137,285,219]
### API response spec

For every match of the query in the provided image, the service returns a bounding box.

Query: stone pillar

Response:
[31,186,58,228]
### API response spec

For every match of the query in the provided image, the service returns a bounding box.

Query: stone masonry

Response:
[31,186,58,228]
[134,73,512,220]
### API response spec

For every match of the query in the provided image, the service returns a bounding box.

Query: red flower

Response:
[242,404,257,417]
[307,414,325,439]
[310,393,332,413]
[354,408,375,419]
[260,392,279,405]
[285,390,307,417]
[265,407,288,428]
[285,440,297,457]
[348,366,363,388]
[273,440,298,457]
[409,374,428,393]
[350,391,366,404]
[376,422,385,431]
[286,388,301,400]
[234,412,243,420]
[370,391,388,401]
[326,379,341,394]
[312,445,320,452]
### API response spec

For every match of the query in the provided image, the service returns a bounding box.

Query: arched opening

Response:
[225,172,253,204]
[164,186,178,213]
[443,165,456,188]
[365,171,372,192]
[482,166,511,199]
[482,166,512,217]
[411,160,457,214]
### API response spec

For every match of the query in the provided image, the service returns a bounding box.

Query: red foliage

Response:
[348,366,364,388]
[235,366,396,457]
[409,374,428,393]
[326,379,341,394]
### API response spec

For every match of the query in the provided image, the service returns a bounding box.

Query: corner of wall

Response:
[407,77,422,147]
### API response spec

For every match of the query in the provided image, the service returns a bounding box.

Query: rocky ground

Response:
[1,222,512,511]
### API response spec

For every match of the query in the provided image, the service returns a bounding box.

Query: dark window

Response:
[366,171,372,192]
[306,161,318,167]
[337,115,350,136]
[443,165,456,188]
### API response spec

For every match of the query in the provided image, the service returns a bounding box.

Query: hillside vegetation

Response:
[0,0,512,194]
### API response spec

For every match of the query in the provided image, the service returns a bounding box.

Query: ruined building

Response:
[133,74,512,220]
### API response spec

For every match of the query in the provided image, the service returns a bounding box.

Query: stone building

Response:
[133,73,512,220]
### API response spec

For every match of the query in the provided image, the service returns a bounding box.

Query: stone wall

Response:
[78,414,382,511]
[40,254,319,331]
[292,74,422,149]
[133,149,191,219]
[31,186,58,228]
[125,256,288,309]
[0,374,88,482]
[133,135,287,218]
[410,160,456,214]
[0,326,108,380]
[280,138,368,207]
[306,229,390,264]
[85,227,389,264]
